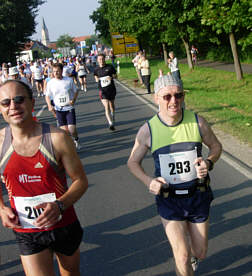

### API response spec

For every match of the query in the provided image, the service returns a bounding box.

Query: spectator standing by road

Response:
[128,74,222,276]
[132,51,143,85]
[110,49,116,68]
[94,53,117,131]
[140,54,151,94]
[191,45,199,66]
[168,51,181,80]
[0,80,88,276]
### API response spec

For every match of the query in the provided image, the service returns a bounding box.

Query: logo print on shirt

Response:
[19,174,42,183]
[34,162,43,168]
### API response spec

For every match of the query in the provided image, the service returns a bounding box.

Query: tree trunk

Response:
[229,32,243,80]
[182,38,193,70]
[162,43,168,65]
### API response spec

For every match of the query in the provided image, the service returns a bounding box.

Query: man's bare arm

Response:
[198,115,222,163]
[52,127,88,206]
[127,123,167,194]
[35,126,88,228]
[0,129,21,229]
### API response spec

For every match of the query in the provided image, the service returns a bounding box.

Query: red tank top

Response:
[0,123,77,232]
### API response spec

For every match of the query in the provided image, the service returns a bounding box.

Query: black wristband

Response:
[54,200,65,214]
[206,159,214,171]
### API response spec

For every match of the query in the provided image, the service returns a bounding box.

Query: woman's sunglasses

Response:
[0,96,27,107]
[161,92,184,101]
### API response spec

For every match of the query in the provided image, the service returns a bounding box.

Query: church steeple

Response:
[41,17,50,46]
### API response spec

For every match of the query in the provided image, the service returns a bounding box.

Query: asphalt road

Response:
[0,74,251,276]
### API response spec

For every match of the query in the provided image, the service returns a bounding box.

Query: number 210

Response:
[169,161,190,175]
[25,206,44,219]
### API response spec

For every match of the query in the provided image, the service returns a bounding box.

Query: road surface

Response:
[0,75,251,275]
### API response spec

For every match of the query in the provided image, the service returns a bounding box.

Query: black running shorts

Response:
[14,220,83,256]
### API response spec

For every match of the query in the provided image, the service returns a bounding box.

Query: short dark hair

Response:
[0,80,33,99]
[97,53,105,59]
[52,63,63,71]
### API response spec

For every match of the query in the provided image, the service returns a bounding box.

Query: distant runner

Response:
[94,53,117,131]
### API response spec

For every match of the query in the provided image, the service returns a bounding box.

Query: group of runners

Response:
[0,49,222,276]
[0,52,118,148]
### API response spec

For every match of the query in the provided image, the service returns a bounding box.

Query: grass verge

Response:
[116,57,252,146]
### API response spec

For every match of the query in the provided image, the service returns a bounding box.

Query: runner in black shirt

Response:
[94,53,117,131]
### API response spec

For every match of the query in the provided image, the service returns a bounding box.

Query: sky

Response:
[32,0,100,42]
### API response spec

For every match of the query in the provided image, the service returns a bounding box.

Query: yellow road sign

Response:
[111,32,139,55]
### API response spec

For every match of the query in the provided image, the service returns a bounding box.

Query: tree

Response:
[0,0,45,63]
[89,0,111,45]
[56,34,75,49]
[201,0,252,80]
[85,35,99,49]
[105,0,206,69]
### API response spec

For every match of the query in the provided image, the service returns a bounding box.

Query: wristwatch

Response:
[54,200,65,214]
[206,159,214,171]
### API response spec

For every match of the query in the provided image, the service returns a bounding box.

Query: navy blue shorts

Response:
[14,220,83,256]
[56,109,76,126]
[156,187,214,223]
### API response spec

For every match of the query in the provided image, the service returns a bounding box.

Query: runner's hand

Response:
[34,202,61,229]
[149,177,167,195]
[0,206,21,229]
[194,157,208,179]
[47,104,54,112]
[70,99,75,106]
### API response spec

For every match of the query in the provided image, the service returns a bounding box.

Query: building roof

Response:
[20,35,91,52]
[73,35,91,43]
[20,40,50,51]
[22,41,34,51]
[47,42,57,50]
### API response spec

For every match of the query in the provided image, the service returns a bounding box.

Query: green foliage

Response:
[117,57,252,145]
[89,0,111,45]
[85,35,98,49]
[56,34,75,48]
[35,48,52,59]
[201,0,252,48]
[0,0,46,63]
[91,0,252,70]
[206,47,233,62]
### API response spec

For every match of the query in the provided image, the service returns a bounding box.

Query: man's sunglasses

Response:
[161,92,184,101]
[0,96,27,107]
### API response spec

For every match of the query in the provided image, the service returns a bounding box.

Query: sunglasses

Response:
[161,92,184,101]
[0,96,27,107]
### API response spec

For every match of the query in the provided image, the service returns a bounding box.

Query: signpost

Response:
[111,32,139,55]
[80,41,86,56]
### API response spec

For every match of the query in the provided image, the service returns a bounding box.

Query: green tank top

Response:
[148,109,202,186]
[149,109,202,153]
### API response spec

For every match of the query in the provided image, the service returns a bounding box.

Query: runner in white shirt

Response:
[0,64,9,85]
[32,61,44,97]
[45,63,81,150]
[76,58,90,91]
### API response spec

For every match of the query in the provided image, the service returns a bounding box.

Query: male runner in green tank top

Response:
[128,75,222,275]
